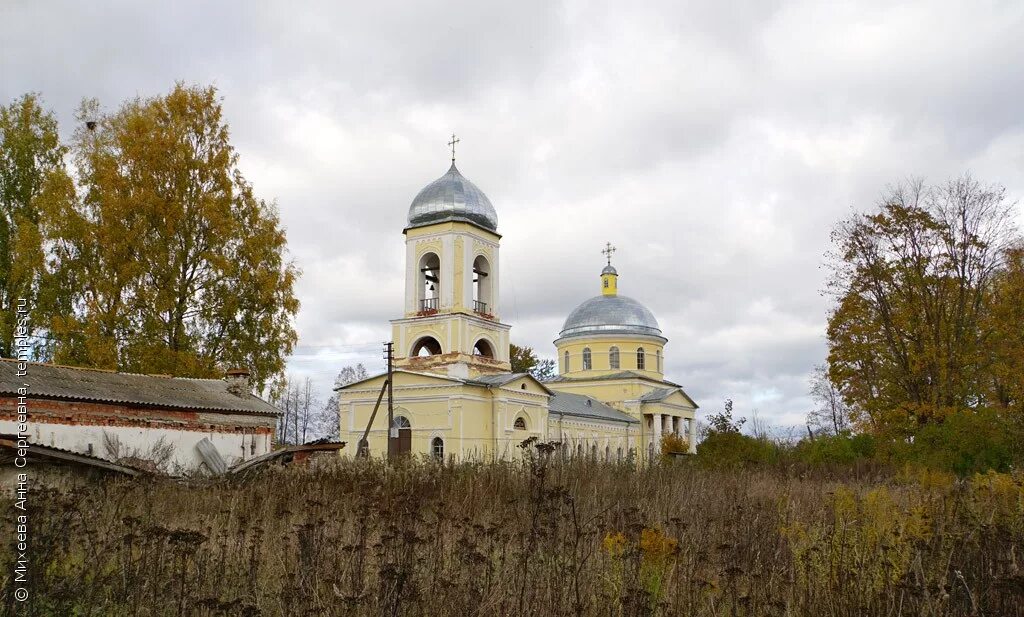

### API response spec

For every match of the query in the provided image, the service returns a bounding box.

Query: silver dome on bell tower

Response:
[406,162,498,232]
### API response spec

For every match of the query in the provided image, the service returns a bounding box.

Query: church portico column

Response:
[652,413,662,450]
[663,414,673,437]
[688,417,697,454]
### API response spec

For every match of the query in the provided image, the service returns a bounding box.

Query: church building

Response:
[337,154,697,461]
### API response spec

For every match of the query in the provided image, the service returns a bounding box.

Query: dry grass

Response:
[3,446,1023,616]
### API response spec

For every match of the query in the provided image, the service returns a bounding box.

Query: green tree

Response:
[509,343,556,380]
[0,93,67,357]
[39,84,299,389]
[696,399,777,468]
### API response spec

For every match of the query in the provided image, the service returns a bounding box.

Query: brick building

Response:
[0,359,279,473]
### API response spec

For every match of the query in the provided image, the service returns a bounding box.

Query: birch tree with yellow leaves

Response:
[35,84,299,389]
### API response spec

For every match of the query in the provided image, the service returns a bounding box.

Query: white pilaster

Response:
[405,240,417,314]
[462,232,473,310]
[491,242,500,318]
[441,235,455,310]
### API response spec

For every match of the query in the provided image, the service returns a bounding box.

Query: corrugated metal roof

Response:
[468,372,530,386]
[639,387,678,402]
[549,392,638,424]
[0,359,279,415]
[467,372,554,394]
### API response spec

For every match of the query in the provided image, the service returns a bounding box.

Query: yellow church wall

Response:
[557,336,665,379]
[391,312,511,376]
[338,372,551,461]
[491,393,550,460]
[338,371,690,462]
[547,377,658,408]
[404,221,500,316]
[547,377,697,459]
[545,415,639,461]
[339,378,496,459]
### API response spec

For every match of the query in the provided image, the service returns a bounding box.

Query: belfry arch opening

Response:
[412,336,443,357]
[418,252,440,312]
[472,255,491,314]
[473,338,495,358]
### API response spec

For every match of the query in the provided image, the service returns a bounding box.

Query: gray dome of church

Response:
[407,163,498,232]
[558,295,664,340]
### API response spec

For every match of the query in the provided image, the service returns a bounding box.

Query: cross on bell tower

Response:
[448,133,460,163]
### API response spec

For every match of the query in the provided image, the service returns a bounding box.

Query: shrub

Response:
[873,408,1020,475]
[793,432,876,466]
[695,431,780,468]
[660,433,689,456]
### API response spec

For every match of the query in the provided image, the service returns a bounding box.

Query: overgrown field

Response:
[3,452,1024,616]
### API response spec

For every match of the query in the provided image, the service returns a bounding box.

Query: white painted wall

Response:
[0,419,273,473]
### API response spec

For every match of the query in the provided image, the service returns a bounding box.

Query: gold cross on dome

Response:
[448,133,460,162]
[602,242,616,266]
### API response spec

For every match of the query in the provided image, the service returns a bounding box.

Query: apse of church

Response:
[337,146,698,461]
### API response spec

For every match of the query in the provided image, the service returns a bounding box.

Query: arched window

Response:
[656,350,662,372]
[582,348,592,370]
[564,351,570,373]
[514,416,527,430]
[591,444,598,460]
[393,416,411,429]
[576,443,583,458]
[473,338,495,358]
[418,252,440,312]
[412,336,443,357]
[609,346,620,370]
[605,445,611,461]
[636,347,646,370]
[472,255,491,314]
[617,447,623,461]
[431,437,444,459]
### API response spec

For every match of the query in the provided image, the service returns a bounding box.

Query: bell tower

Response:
[391,151,511,378]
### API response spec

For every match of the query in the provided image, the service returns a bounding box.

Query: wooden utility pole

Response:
[357,379,388,458]
[356,341,396,459]
[385,341,395,460]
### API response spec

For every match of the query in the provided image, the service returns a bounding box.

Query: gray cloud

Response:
[3,0,1023,427]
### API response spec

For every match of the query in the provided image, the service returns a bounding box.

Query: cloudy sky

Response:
[3,0,1024,427]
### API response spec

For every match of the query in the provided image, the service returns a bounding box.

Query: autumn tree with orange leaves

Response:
[825,175,1022,434]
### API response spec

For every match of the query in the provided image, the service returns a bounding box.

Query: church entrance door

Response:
[393,416,412,455]
[397,428,412,454]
